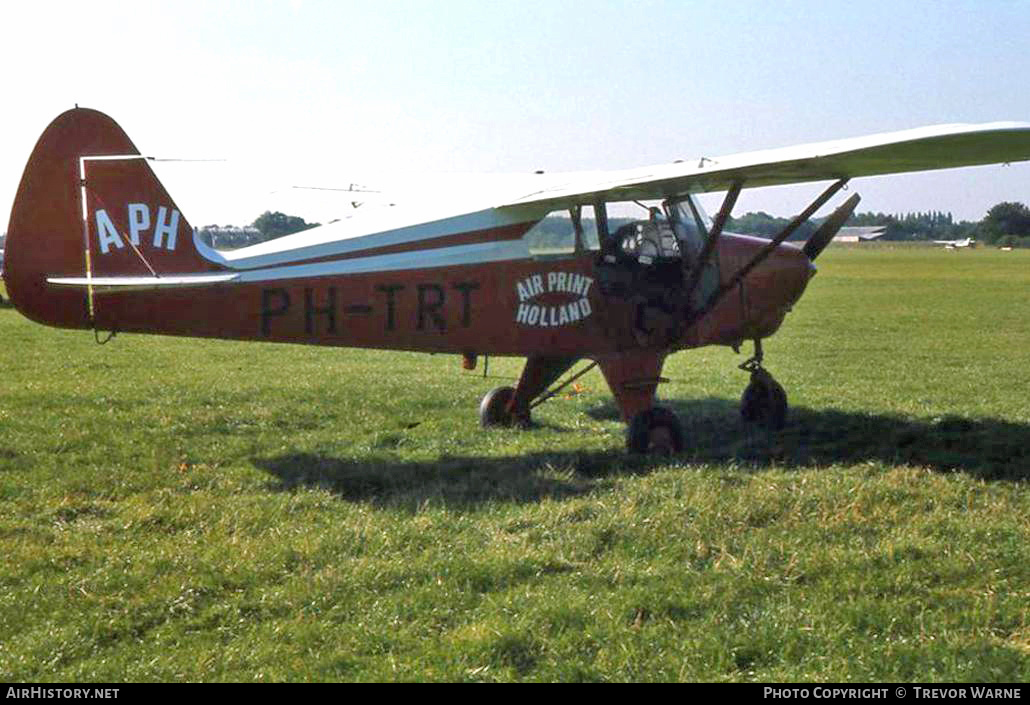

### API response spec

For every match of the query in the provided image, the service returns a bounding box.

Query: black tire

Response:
[626,406,685,455]
[740,373,788,430]
[479,386,527,428]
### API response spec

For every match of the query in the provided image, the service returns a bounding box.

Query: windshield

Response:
[664,195,720,307]
[666,195,711,260]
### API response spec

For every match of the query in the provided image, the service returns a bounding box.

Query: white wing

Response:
[498,122,1030,209]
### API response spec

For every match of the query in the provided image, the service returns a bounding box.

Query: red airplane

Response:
[5,109,1030,453]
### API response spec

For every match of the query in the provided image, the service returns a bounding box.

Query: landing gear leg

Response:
[739,339,788,430]
[597,351,684,455]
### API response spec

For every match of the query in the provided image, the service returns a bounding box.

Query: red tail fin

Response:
[4,108,217,329]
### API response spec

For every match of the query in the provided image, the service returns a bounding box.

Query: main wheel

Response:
[626,406,685,455]
[479,386,529,427]
[740,371,788,430]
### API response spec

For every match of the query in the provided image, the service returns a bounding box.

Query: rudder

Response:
[4,108,216,330]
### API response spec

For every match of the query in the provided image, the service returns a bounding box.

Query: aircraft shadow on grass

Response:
[254,398,1029,509]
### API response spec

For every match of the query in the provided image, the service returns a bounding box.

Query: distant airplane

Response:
[4,109,1030,453]
[933,237,977,249]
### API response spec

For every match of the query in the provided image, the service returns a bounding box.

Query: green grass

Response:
[1,248,1028,681]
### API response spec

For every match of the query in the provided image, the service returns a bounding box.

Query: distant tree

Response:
[726,212,816,241]
[252,211,319,240]
[977,201,1030,244]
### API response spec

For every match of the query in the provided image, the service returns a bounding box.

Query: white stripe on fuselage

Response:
[194,204,545,271]
[233,238,532,282]
[48,239,534,290]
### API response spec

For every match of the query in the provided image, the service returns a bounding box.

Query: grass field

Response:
[1,248,1028,682]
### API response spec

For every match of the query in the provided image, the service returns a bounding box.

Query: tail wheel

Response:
[740,370,788,430]
[479,386,529,428]
[626,406,684,455]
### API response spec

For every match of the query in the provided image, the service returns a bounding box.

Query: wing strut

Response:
[682,180,742,302]
[686,178,848,327]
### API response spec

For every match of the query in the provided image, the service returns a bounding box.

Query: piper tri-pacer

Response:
[6,109,1029,452]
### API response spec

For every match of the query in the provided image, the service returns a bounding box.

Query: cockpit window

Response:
[523,206,602,257]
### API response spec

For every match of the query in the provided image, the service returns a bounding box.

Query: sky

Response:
[3,0,1030,228]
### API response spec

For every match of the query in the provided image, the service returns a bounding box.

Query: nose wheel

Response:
[739,340,788,430]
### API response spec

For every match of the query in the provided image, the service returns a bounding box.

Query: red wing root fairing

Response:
[7,108,1030,452]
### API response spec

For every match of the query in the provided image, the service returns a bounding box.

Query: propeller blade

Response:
[803,193,862,261]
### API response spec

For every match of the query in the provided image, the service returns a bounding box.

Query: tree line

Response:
[526,201,1030,251]
[728,202,1030,247]
[195,211,320,249]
